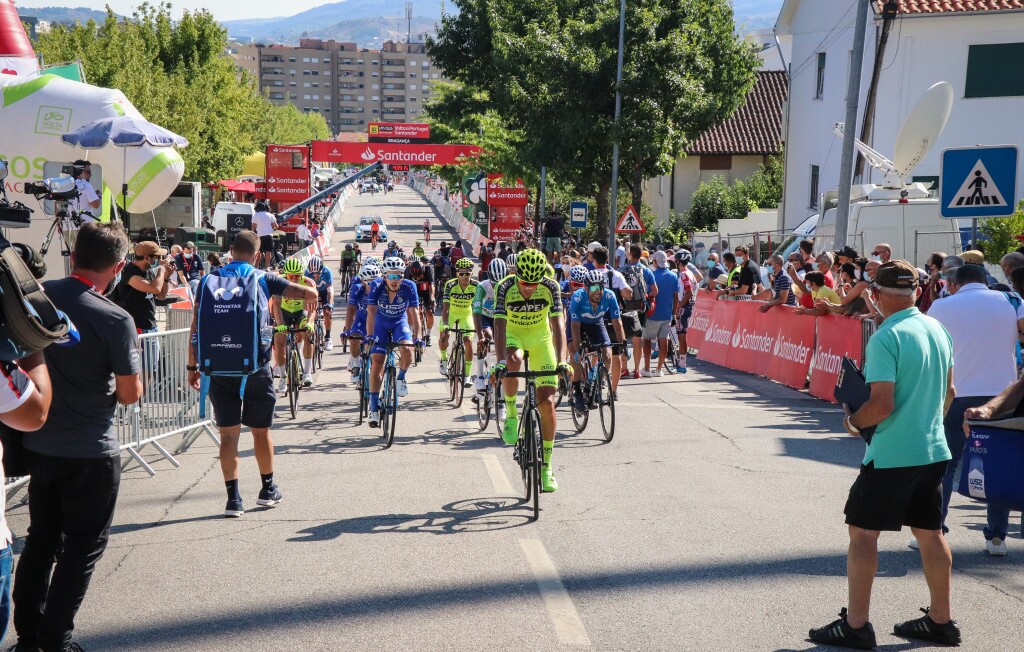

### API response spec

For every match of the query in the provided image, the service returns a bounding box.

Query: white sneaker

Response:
[652,369,663,378]
[277,378,287,394]
[325,339,334,351]
[986,537,1008,556]
[908,537,919,550]
[302,374,313,387]
[640,369,652,378]
[439,360,448,376]
[368,411,380,427]
[397,379,409,397]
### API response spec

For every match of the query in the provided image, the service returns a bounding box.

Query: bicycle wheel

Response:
[597,364,615,442]
[554,375,566,409]
[527,407,543,520]
[452,344,465,408]
[288,348,301,419]
[381,365,397,448]
[477,386,491,431]
[357,361,369,425]
[313,326,325,372]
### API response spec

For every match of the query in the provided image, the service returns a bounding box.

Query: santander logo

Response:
[0,68,16,76]
[360,147,376,162]
[730,330,742,348]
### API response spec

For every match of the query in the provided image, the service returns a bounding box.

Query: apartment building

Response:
[234,38,445,134]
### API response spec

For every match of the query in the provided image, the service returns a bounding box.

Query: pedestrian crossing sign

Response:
[940,146,1018,218]
[615,205,646,233]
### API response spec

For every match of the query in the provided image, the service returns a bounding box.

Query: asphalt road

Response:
[6,184,1022,651]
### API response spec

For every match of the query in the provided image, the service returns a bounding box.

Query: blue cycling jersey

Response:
[569,288,621,324]
[305,268,334,294]
[348,278,379,313]
[559,280,573,312]
[368,278,419,322]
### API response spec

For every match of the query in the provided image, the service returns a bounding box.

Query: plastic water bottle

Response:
[588,365,597,384]
[967,454,986,499]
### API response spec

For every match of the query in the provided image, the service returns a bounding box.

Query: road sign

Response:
[570,201,588,228]
[615,205,645,233]
[940,145,1019,218]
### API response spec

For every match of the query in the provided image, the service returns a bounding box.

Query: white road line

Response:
[518,538,592,647]
[481,452,515,495]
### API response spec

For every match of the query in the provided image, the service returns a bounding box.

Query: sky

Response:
[15,0,331,21]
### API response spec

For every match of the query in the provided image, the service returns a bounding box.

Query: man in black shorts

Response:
[809,261,961,649]
[187,231,317,518]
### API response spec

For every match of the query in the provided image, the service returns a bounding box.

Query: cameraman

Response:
[69,160,100,217]
[12,222,141,652]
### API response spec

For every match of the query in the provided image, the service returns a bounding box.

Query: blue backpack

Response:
[195,264,271,415]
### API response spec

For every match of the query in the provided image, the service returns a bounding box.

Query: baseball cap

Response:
[834,246,859,260]
[873,260,919,289]
[134,241,167,257]
[653,250,669,269]
[587,241,602,253]
[961,250,985,265]
[184,241,196,250]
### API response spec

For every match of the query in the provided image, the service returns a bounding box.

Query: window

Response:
[357,95,364,101]
[312,83,319,87]
[289,69,296,75]
[410,72,417,78]
[313,94,319,99]
[815,52,826,99]
[372,95,380,101]
[966,43,1024,98]
[325,95,331,100]
[372,72,379,77]
[432,73,439,79]
[289,81,296,87]
[303,94,311,100]
[303,82,311,88]
[302,57,310,63]
[809,165,820,208]
[372,84,380,90]
[409,60,417,66]
[357,59,364,64]
[410,97,417,102]
[371,60,379,65]
[312,57,319,63]
[324,70,331,76]
[410,84,417,90]
[422,62,429,69]
[303,70,310,75]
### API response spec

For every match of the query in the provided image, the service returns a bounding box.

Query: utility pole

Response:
[834,0,870,249]
[406,2,413,43]
[607,0,626,253]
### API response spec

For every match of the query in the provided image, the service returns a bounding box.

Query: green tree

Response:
[980,200,1024,261]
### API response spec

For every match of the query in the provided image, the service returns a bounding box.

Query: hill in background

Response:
[16,5,114,24]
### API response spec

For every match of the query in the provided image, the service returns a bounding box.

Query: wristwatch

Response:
[844,415,861,435]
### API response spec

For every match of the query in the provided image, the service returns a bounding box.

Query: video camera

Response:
[0,158,35,229]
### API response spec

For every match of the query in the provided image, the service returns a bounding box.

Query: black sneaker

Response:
[257,484,283,507]
[808,608,877,649]
[224,497,244,518]
[893,608,961,646]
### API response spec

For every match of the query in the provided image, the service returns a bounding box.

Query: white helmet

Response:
[363,256,380,267]
[381,256,406,273]
[585,269,607,286]
[488,258,508,283]
[358,265,381,282]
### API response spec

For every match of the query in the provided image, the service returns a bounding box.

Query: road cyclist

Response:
[384,240,403,260]
[490,247,571,493]
[406,260,435,346]
[471,257,507,405]
[412,240,426,260]
[339,243,358,289]
[369,219,381,250]
[364,257,421,428]
[568,269,625,416]
[304,255,334,351]
[439,257,479,385]
[423,218,432,243]
[271,257,318,392]
[342,263,382,387]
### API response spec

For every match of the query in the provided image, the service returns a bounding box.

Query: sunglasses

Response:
[518,281,538,288]
[285,274,302,281]
[385,273,403,281]
[457,271,472,277]
[588,284,604,292]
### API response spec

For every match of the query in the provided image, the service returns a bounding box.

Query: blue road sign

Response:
[940,145,1019,219]
[570,201,588,228]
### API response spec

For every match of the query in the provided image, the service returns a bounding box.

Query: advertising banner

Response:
[808,315,864,403]
[490,205,526,243]
[462,172,488,236]
[764,307,817,390]
[687,291,717,351]
[368,122,430,143]
[310,141,480,166]
[487,174,529,207]
[265,144,310,204]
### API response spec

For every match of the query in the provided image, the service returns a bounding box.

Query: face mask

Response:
[736,256,745,265]
[866,273,875,283]
[870,255,881,262]
[810,262,819,270]
[150,260,162,271]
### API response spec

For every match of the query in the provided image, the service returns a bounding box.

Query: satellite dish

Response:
[892,81,954,178]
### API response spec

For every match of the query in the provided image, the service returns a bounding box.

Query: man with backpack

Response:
[618,243,656,379]
[588,245,633,395]
[187,231,317,518]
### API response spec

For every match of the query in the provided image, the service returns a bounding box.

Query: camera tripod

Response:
[40,204,92,277]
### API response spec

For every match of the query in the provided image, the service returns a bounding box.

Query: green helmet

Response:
[455,257,474,270]
[283,258,303,275]
[515,248,547,283]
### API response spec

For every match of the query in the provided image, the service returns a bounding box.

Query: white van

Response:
[813,197,962,268]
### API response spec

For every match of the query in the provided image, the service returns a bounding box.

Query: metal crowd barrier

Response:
[116,328,219,476]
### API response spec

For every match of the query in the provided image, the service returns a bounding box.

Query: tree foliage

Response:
[34,2,330,182]
[426,0,759,239]
[684,153,783,231]
[979,200,1024,262]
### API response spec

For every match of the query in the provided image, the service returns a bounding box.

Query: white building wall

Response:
[643,155,766,226]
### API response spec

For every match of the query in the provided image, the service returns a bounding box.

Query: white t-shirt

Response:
[594,265,628,292]
[927,283,1018,397]
[296,223,311,241]
[0,362,35,546]
[614,246,626,267]
[251,211,277,237]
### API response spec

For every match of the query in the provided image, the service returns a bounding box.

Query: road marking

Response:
[481,452,514,495]
[518,538,592,647]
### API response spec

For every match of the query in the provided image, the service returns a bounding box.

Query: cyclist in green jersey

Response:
[272,258,318,391]
[340,243,358,275]
[491,248,570,493]
[412,241,426,260]
[439,257,478,382]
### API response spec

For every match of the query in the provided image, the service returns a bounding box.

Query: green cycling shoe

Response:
[541,466,559,493]
[502,415,519,445]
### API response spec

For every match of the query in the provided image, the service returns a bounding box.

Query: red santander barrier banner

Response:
[265,144,311,203]
[695,298,815,390]
[311,141,481,165]
[686,291,718,350]
[808,315,864,403]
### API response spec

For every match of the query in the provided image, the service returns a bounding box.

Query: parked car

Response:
[354,215,387,242]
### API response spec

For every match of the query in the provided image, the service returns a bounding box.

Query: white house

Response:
[776,0,1024,230]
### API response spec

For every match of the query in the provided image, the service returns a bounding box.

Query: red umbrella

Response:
[233,181,256,193]
[218,179,239,190]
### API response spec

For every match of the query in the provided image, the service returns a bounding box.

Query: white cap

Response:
[653,250,669,269]
[588,241,602,253]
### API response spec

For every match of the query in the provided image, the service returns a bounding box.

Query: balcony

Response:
[261,55,284,63]
[382,108,405,116]
[262,68,284,76]
[382,83,405,91]
[383,97,405,105]
[381,72,405,79]
[383,59,404,67]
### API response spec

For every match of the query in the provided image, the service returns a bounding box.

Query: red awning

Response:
[233,181,256,193]
[218,179,239,190]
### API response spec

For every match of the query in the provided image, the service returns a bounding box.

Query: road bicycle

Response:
[474,338,495,431]
[570,338,616,441]
[423,225,431,243]
[282,327,305,419]
[374,335,415,449]
[353,336,370,426]
[311,305,326,373]
[498,351,561,521]
[445,320,473,408]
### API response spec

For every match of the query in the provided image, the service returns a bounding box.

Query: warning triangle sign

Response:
[948,160,1009,209]
[615,205,646,233]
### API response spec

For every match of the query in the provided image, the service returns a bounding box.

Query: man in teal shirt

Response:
[810,260,960,649]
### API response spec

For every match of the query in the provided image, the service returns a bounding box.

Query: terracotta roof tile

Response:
[686,71,787,156]
[877,1,1024,14]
